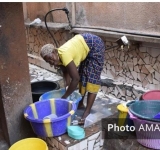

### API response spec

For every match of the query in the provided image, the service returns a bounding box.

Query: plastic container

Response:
[129,111,160,149]
[84,114,97,128]
[24,99,76,137]
[117,104,128,127]
[9,138,48,150]
[141,90,160,100]
[31,80,60,102]
[117,101,135,127]
[39,88,82,110]
[67,126,85,140]
[129,100,160,122]
[154,112,160,119]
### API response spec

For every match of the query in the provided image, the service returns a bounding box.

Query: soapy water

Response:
[43,114,58,119]
[42,93,77,120]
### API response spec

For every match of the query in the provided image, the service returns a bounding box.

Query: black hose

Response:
[44,7,71,48]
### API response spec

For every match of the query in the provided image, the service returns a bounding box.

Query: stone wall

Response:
[100,38,160,100]
[25,27,70,56]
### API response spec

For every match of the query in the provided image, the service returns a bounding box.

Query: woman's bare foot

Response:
[78,111,90,125]
[78,118,86,125]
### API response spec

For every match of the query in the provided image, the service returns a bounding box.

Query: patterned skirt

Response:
[78,33,105,96]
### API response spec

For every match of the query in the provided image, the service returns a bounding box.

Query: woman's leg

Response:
[78,87,86,109]
[78,92,96,125]
[82,92,96,118]
[78,95,86,109]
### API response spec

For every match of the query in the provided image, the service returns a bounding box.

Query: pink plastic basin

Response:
[142,90,160,100]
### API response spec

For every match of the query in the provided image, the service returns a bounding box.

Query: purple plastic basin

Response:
[24,98,76,137]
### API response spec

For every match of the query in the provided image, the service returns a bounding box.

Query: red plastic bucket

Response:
[142,90,160,100]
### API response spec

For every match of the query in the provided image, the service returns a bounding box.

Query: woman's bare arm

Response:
[61,61,79,99]
[60,65,71,87]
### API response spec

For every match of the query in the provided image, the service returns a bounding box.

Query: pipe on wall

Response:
[71,2,76,26]
[71,25,160,39]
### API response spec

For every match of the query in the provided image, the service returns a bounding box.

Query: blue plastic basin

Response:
[24,99,76,137]
[39,88,82,110]
[129,100,160,122]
